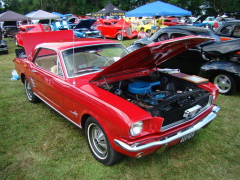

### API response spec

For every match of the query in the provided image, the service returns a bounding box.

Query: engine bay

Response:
[100,70,211,128]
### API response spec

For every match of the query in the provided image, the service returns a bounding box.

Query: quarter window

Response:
[34,48,63,76]
[220,26,232,35]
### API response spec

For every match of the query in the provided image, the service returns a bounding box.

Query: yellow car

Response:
[137,19,168,34]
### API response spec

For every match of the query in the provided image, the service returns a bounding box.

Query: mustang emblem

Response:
[70,111,78,117]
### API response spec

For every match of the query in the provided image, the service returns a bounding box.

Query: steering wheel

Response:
[104,57,114,66]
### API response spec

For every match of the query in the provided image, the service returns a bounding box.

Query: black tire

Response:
[116,34,123,41]
[4,50,8,54]
[212,73,236,95]
[85,117,123,166]
[24,78,40,103]
[146,29,151,33]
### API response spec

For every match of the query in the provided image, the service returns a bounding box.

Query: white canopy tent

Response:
[26,10,60,20]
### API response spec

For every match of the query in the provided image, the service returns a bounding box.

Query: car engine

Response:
[100,71,212,129]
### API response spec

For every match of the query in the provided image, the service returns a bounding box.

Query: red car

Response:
[157,17,182,26]
[96,19,138,40]
[14,31,220,166]
[15,23,51,47]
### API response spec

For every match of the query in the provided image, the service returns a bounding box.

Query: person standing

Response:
[137,27,149,39]
[132,17,139,31]
[128,18,132,28]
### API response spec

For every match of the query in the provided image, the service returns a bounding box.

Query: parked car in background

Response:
[186,15,210,28]
[58,19,103,38]
[159,39,240,95]
[15,23,51,47]
[0,39,8,54]
[13,30,220,165]
[214,20,240,40]
[96,19,138,40]
[157,17,182,26]
[137,18,168,34]
[1,21,18,39]
[127,25,220,52]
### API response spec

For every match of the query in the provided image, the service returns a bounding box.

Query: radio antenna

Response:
[72,27,76,85]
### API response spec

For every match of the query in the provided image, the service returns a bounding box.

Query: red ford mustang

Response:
[14,30,220,166]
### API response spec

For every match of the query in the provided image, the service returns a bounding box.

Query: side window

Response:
[233,26,240,37]
[34,48,62,76]
[171,33,187,39]
[157,33,169,41]
[104,22,111,25]
[220,25,232,35]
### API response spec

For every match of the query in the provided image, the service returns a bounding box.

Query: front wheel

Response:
[116,34,123,41]
[212,73,236,95]
[24,78,40,103]
[85,117,123,166]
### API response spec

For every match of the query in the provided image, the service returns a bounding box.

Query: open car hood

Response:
[75,19,97,29]
[3,21,17,26]
[91,36,212,82]
[202,39,240,55]
[194,15,209,23]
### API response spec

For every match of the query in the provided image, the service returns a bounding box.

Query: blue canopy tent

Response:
[125,1,192,17]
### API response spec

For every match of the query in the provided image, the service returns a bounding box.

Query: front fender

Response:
[199,61,240,80]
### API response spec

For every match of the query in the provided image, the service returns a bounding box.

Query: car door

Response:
[101,22,117,38]
[232,25,240,38]
[30,48,66,113]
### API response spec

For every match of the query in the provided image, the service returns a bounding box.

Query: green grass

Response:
[0,39,240,180]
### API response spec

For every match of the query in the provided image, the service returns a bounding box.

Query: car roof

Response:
[223,20,240,24]
[160,25,212,32]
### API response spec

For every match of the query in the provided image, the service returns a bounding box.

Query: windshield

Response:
[61,44,129,77]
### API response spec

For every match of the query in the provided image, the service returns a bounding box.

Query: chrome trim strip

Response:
[114,105,220,152]
[34,93,82,128]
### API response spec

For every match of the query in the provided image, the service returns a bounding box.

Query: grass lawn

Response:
[0,38,240,180]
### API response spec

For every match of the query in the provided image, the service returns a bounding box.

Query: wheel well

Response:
[80,114,91,129]
[20,73,26,84]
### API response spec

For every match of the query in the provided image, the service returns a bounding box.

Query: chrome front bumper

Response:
[114,105,220,152]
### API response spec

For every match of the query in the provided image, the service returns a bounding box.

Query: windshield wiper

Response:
[74,68,101,74]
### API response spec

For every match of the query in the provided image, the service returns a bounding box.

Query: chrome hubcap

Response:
[214,75,231,93]
[88,123,108,159]
[25,80,33,100]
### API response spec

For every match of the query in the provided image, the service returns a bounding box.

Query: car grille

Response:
[149,91,212,131]
[126,28,132,37]
[85,33,99,37]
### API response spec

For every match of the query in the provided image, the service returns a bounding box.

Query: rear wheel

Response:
[116,34,123,41]
[85,117,123,166]
[24,78,40,103]
[212,73,236,95]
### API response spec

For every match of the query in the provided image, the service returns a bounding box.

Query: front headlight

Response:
[130,121,143,136]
